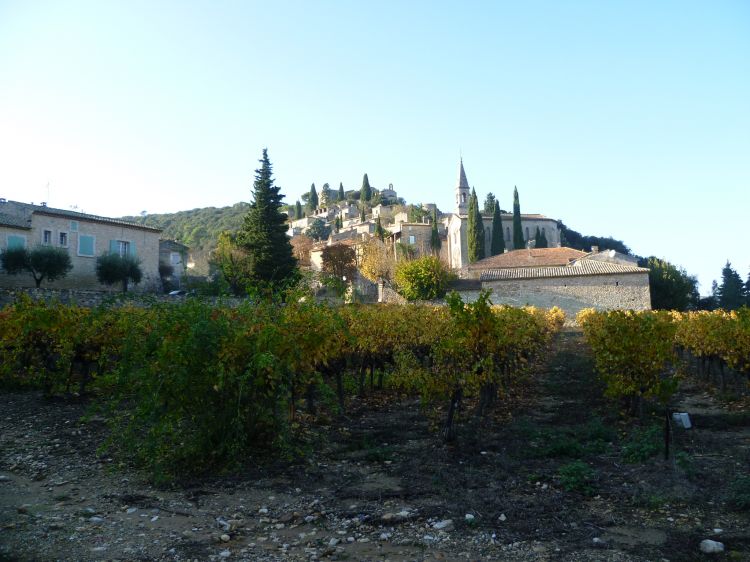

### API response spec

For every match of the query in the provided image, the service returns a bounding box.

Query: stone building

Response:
[478,258,651,317]
[0,199,162,291]
[443,160,561,269]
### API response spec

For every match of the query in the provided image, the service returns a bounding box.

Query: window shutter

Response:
[110,240,119,255]
[129,242,136,256]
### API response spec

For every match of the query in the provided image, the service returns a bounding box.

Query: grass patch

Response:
[519,417,615,460]
[622,425,662,463]
[728,476,750,511]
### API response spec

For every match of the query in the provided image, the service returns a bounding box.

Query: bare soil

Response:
[1,330,749,561]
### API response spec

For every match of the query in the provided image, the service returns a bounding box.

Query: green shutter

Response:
[79,235,95,256]
[7,235,26,249]
[109,240,118,255]
[129,242,136,256]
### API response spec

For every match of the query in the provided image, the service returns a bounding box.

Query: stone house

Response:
[159,239,190,288]
[0,199,162,291]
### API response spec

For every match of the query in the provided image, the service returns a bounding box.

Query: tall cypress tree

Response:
[294,200,303,220]
[745,271,750,306]
[512,186,524,250]
[236,149,297,286]
[375,216,386,241]
[490,200,505,256]
[360,206,366,222]
[467,188,485,263]
[539,229,549,248]
[360,173,372,202]
[431,208,442,253]
[308,183,318,212]
[534,227,542,248]
[338,182,345,202]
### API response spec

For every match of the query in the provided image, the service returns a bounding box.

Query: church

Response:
[443,160,561,269]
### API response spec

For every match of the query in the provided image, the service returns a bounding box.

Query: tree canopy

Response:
[717,261,745,310]
[483,192,496,215]
[0,246,73,288]
[234,149,298,288]
[96,253,142,293]
[642,256,699,311]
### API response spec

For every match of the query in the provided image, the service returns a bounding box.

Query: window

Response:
[118,241,130,257]
[78,234,95,257]
[506,227,510,241]
[42,230,52,245]
[170,251,182,266]
[7,235,26,249]
[461,193,467,203]
[70,221,79,232]
[408,235,416,245]
[59,232,68,247]
[525,227,530,240]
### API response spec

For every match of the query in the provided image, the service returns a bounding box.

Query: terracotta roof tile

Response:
[480,260,648,281]
[468,247,587,270]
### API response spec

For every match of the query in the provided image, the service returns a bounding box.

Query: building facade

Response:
[0,199,162,291]
[444,160,562,269]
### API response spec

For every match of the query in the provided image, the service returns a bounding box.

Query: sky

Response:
[0,1,748,293]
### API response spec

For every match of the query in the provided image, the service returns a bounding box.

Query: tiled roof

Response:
[0,212,31,229]
[468,247,587,270]
[1,201,162,232]
[480,259,648,281]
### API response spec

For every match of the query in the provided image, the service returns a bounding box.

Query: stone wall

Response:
[0,287,243,309]
[481,272,650,318]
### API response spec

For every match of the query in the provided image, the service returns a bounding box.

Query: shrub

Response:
[96,253,143,293]
[557,460,595,494]
[394,255,454,301]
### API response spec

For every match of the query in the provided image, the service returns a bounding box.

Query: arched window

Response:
[461,193,467,203]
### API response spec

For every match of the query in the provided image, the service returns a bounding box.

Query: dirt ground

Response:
[1,329,749,561]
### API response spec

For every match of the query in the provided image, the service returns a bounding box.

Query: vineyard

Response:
[1,298,749,561]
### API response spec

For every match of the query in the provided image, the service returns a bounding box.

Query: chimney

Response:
[591,245,599,253]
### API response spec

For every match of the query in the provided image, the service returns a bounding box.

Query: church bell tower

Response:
[455,158,471,215]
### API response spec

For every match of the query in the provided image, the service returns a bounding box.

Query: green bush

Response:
[622,425,662,463]
[394,255,454,301]
[728,476,750,511]
[558,460,595,494]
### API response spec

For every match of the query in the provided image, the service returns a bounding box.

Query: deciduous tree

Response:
[0,246,73,288]
[360,238,394,281]
[96,253,142,293]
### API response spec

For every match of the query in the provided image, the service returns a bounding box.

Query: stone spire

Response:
[455,158,471,215]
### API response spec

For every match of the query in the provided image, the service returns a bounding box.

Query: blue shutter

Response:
[129,242,136,257]
[109,240,118,255]
[7,235,26,249]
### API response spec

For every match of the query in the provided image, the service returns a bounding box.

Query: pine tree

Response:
[236,149,298,287]
[490,200,505,256]
[338,182,345,202]
[467,188,485,263]
[717,261,745,310]
[431,208,442,253]
[294,200,303,220]
[308,183,318,212]
[360,173,372,202]
[512,186,524,250]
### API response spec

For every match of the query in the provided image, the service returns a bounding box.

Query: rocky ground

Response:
[1,330,749,562]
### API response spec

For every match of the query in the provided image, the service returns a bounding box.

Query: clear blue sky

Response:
[1,1,748,293]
